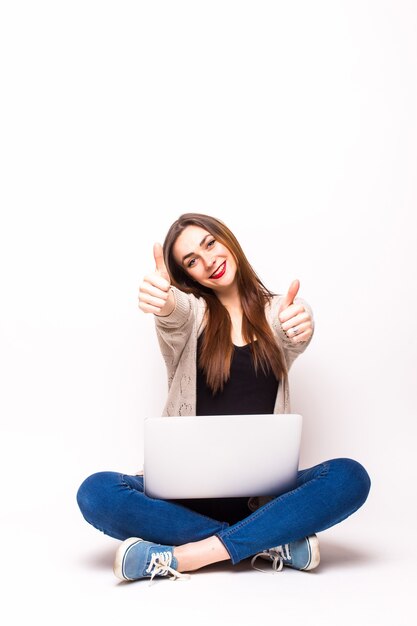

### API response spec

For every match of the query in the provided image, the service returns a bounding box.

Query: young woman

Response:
[76,212,371,585]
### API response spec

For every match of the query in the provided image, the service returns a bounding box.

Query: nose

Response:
[201,252,216,267]
[204,255,217,273]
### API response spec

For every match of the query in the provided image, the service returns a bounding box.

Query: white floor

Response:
[1,451,414,626]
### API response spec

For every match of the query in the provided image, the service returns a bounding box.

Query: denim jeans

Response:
[76,457,371,565]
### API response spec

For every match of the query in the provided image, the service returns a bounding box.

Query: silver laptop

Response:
[143,413,302,499]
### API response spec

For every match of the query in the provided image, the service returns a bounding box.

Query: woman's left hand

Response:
[278,279,313,343]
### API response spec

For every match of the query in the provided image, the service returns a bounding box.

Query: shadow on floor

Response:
[317,536,379,571]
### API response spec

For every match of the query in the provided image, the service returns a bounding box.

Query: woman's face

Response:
[172,225,238,292]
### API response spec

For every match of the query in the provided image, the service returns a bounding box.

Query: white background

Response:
[0,1,416,624]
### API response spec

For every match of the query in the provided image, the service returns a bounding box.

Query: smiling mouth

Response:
[210,261,226,278]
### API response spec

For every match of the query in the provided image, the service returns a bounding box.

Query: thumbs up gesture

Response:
[138,243,173,315]
[278,279,313,343]
[153,242,171,284]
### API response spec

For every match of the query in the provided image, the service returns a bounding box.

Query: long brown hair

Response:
[162,213,288,395]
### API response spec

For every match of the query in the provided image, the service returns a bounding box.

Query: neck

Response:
[215,284,242,314]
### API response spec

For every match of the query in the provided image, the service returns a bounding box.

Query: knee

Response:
[331,458,372,508]
[76,471,117,521]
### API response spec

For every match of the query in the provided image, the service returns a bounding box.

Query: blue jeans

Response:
[76,457,371,565]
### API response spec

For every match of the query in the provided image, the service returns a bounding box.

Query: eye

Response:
[187,239,216,268]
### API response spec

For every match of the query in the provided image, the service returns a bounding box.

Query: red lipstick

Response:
[210,261,226,279]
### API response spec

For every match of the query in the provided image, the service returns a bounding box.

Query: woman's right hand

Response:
[138,243,173,315]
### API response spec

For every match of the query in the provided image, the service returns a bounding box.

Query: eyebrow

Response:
[181,234,212,265]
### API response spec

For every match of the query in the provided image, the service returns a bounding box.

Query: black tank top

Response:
[196,329,279,416]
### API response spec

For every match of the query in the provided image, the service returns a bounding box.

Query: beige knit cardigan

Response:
[136,285,314,511]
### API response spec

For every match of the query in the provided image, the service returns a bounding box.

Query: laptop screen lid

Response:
[143,413,302,499]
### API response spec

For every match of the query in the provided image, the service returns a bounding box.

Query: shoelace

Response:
[251,544,292,574]
[145,551,192,586]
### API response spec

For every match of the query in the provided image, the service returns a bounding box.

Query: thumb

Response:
[279,279,300,312]
[153,242,171,284]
